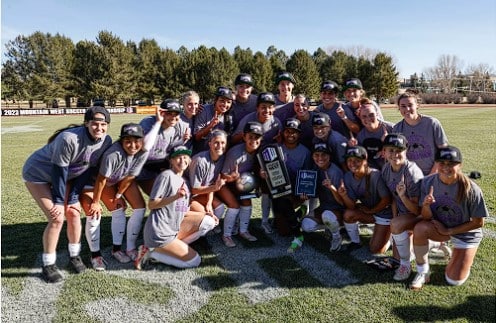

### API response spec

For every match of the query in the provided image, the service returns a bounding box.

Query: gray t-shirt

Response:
[189,150,225,193]
[230,95,258,131]
[316,163,345,211]
[22,126,111,182]
[194,104,230,151]
[420,174,488,243]
[99,142,149,186]
[381,160,423,215]
[357,121,394,170]
[343,168,392,219]
[234,112,283,145]
[222,143,257,174]
[143,169,190,248]
[280,143,312,187]
[318,102,358,139]
[393,115,448,175]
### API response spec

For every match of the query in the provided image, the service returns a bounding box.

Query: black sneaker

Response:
[70,256,87,273]
[341,242,362,252]
[42,264,63,283]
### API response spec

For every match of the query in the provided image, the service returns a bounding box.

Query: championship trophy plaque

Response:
[257,144,292,199]
[296,170,317,197]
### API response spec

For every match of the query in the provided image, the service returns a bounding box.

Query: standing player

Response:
[229,73,258,132]
[179,90,200,150]
[22,106,112,283]
[392,89,449,175]
[311,112,348,170]
[80,122,159,269]
[410,146,488,290]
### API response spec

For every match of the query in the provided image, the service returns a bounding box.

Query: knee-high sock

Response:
[223,207,240,237]
[392,231,411,266]
[68,243,81,257]
[344,222,360,243]
[301,217,325,233]
[85,216,101,252]
[238,206,252,233]
[414,244,430,273]
[126,208,146,251]
[428,240,441,250]
[182,215,216,244]
[150,250,201,268]
[214,204,226,219]
[322,210,341,239]
[111,208,126,246]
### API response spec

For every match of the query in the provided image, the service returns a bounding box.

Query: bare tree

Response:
[424,54,464,92]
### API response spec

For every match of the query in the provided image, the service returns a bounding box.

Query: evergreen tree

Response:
[286,49,321,99]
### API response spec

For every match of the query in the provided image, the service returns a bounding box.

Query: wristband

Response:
[115,193,122,199]
[341,116,348,120]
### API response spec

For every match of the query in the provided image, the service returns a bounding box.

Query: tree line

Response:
[1,30,400,108]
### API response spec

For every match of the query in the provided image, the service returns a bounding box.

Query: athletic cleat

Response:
[410,271,430,290]
[393,264,412,281]
[213,226,222,234]
[91,256,107,271]
[126,249,138,261]
[329,235,342,252]
[112,250,132,263]
[222,236,236,248]
[69,256,87,273]
[261,222,273,234]
[438,242,452,260]
[287,236,304,253]
[298,204,308,219]
[134,245,150,270]
[239,232,258,242]
[42,264,63,283]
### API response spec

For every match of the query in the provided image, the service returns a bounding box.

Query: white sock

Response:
[181,215,216,244]
[85,216,101,252]
[223,208,240,237]
[393,231,411,266]
[261,194,271,223]
[68,243,81,258]
[416,262,429,275]
[429,240,441,250]
[214,204,226,219]
[150,250,201,268]
[301,217,325,232]
[344,222,360,243]
[42,253,56,266]
[126,208,146,252]
[238,206,252,233]
[322,210,340,233]
[111,208,127,245]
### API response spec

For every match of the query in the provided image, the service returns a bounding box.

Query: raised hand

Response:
[336,104,345,118]
[177,182,188,198]
[183,127,192,143]
[337,179,347,197]
[395,175,406,197]
[323,171,333,190]
[214,174,226,191]
[423,185,436,206]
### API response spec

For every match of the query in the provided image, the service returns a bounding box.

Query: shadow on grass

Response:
[392,294,496,322]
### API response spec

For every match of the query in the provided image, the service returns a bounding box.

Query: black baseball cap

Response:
[344,145,368,160]
[215,86,234,100]
[312,142,332,154]
[85,106,111,123]
[435,146,462,163]
[235,73,253,86]
[257,92,276,105]
[342,78,363,91]
[160,99,183,113]
[275,71,296,85]
[284,118,301,132]
[243,121,263,136]
[120,123,144,138]
[312,112,331,126]
[321,81,339,93]
[383,133,408,150]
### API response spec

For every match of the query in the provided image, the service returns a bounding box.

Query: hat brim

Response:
[342,85,362,91]
[170,149,192,158]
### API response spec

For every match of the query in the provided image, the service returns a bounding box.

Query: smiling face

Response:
[437,161,461,183]
[383,146,406,169]
[312,151,331,170]
[313,124,330,140]
[278,80,294,97]
[346,156,367,175]
[214,97,233,115]
[256,102,274,123]
[183,95,199,118]
[320,90,337,107]
[243,132,262,153]
[344,88,363,105]
[293,97,308,118]
[236,84,252,102]
[161,111,181,127]
[398,96,419,122]
[359,104,379,130]
[208,133,227,159]
[170,154,191,173]
[121,136,143,156]
[85,113,108,140]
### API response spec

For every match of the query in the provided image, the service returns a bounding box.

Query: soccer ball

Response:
[235,172,259,193]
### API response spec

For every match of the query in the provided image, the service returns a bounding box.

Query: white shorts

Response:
[374,215,391,226]
[451,236,480,249]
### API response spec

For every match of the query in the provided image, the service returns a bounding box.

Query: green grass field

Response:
[1,106,495,322]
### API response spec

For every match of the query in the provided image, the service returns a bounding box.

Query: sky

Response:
[1,0,495,79]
